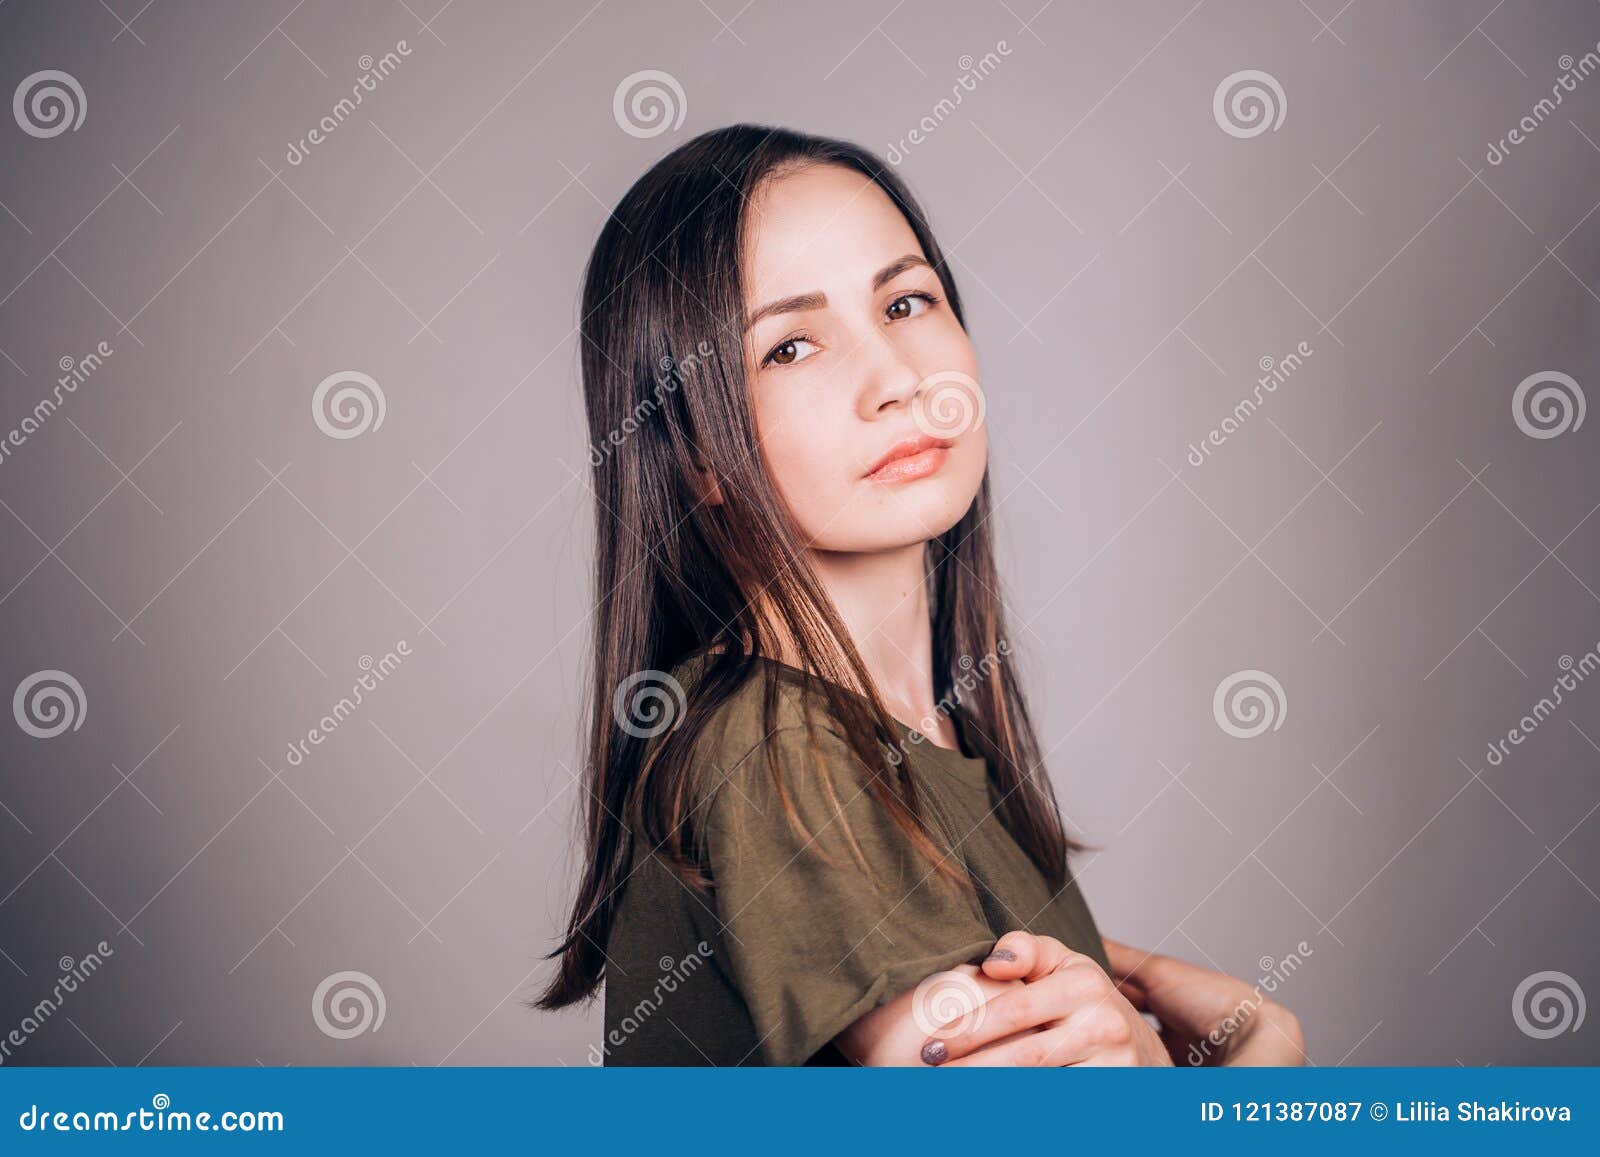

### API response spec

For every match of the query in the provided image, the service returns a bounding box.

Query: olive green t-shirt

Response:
[599,653,1108,1066]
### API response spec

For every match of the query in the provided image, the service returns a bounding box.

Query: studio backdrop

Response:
[0,0,1596,1065]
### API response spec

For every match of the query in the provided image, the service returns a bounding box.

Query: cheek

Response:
[960,425,989,486]
[925,313,980,376]
[752,386,850,522]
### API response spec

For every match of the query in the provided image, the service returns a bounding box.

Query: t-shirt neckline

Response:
[740,653,991,779]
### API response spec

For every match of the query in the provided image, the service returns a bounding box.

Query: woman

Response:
[538,123,1304,1068]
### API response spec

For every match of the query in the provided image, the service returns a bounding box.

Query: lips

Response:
[864,434,953,483]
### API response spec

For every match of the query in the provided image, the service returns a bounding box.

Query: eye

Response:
[763,335,819,368]
[886,291,938,321]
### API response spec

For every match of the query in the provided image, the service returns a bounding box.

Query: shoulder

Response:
[670,649,822,742]
[667,651,862,809]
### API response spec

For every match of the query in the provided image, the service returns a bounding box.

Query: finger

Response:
[980,930,1075,982]
[1069,1050,1141,1067]
[977,931,1037,981]
[940,1002,1128,1068]
[937,1026,1087,1067]
[923,963,1108,1064]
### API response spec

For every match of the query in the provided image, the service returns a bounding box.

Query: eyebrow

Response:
[743,254,933,332]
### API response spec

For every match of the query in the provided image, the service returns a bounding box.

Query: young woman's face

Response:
[739,163,988,554]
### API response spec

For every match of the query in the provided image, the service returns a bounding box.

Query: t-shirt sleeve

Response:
[702,722,998,1066]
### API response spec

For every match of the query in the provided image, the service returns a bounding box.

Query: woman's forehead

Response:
[742,165,920,296]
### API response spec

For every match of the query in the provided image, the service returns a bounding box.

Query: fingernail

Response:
[985,947,1017,963]
[921,1039,949,1066]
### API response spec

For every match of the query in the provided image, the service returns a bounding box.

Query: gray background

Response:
[1,0,1597,1066]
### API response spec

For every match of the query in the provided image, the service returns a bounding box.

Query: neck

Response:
[769,541,941,724]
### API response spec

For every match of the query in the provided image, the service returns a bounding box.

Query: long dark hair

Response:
[538,123,1080,1010]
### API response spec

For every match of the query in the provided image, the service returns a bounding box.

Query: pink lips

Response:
[864,435,953,484]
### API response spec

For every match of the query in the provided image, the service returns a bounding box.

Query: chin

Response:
[909,488,978,541]
[827,485,979,551]
[899,465,983,534]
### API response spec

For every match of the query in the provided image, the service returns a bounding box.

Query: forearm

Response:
[1221,1002,1307,1066]
[1100,937,1307,1067]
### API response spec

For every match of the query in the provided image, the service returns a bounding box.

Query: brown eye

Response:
[761,335,818,369]
[886,293,934,322]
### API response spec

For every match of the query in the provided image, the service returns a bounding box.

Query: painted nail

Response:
[985,947,1018,963]
[921,1039,949,1066]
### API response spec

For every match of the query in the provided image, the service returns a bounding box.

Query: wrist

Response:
[1221,1000,1305,1066]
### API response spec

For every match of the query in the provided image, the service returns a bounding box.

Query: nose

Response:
[853,325,923,421]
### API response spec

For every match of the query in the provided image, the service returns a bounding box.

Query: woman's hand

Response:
[918,930,1173,1066]
[1102,937,1306,1066]
[833,961,1021,1065]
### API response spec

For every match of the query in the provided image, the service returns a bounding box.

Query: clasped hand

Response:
[916,930,1305,1067]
